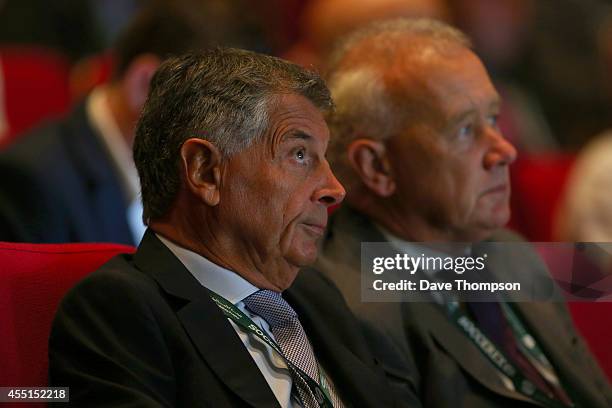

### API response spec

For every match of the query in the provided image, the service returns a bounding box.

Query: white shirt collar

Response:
[156,234,259,304]
[86,86,140,204]
[375,225,470,304]
[375,223,452,259]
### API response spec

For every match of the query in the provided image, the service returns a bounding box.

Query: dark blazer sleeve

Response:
[48,262,176,407]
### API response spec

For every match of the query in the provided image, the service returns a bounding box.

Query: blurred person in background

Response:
[316,18,612,407]
[0,3,216,245]
[283,0,449,70]
[70,0,269,102]
[525,0,612,148]
[0,0,107,61]
[449,0,557,153]
[0,67,7,139]
[557,131,612,247]
[556,11,612,249]
[0,0,139,145]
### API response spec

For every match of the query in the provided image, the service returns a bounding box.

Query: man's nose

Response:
[483,128,517,170]
[315,163,346,207]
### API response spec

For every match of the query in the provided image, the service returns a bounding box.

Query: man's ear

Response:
[347,138,396,197]
[123,53,160,113]
[180,138,222,206]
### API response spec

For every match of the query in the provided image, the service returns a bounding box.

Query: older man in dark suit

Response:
[0,4,214,245]
[316,18,612,407]
[48,48,409,408]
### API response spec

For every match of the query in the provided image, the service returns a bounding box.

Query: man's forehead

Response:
[390,42,473,85]
[390,46,496,107]
[277,125,331,148]
[266,94,330,144]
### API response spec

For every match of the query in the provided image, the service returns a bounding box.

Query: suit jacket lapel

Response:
[416,302,538,404]
[330,206,538,405]
[133,230,280,408]
[512,302,606,407]
[480,242,606,405]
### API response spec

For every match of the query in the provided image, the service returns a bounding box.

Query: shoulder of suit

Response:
[60,253,161,307]
[487,228,527,242]
[289,267,357,316]
[292,267,339,295]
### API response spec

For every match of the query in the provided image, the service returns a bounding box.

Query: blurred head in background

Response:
[284,0,450,69]
[104,2,213,142]
[78,0,269,145]
[449,0,535,75]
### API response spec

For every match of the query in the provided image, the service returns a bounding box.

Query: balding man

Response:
[316,18,612,407]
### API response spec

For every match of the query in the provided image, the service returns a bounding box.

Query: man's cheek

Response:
[278,222,298,254]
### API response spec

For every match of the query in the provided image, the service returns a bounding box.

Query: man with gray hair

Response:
[316,18,612,407]
[48,48,400,407]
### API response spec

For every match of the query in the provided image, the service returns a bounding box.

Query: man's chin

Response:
[286,243,320,268]
[463,207,510,241]
[476,213,511,240]
[495,206,511,227]
[480,200,511,225]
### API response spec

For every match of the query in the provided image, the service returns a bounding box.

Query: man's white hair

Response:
[326,18,472,185]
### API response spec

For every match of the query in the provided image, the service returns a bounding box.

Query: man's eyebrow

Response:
[449,109,476,127]
[449,97,502,126]
[283,130,313,142]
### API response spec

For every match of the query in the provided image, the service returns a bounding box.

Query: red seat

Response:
[509,153,576,241]
[0,242,135,407]
[568,302,612,382]
[529,246,612,382]
[0,47,71,149]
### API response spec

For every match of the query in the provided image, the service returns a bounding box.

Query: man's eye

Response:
[487,114,499,128]
[293,148,309,164]
[458,123,473,139]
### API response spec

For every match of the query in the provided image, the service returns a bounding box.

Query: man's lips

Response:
[302,223,327,236]
[482,183,509,196]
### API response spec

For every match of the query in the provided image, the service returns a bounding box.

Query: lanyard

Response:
[499,302,563,388]
[446,302,574,408]
[208,289,334,408]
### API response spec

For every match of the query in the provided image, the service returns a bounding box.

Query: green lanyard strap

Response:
[446,302,574,408]
[208,290,334,408]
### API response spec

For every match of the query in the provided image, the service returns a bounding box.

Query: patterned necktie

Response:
[243,290,341,408]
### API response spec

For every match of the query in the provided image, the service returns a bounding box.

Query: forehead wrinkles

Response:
[265,95,326,156]
[382,55,444,130]
[333,35,470,136]
[391,44,480,129]
[263,95,294,157]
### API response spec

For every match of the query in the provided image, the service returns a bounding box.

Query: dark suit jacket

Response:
[49,229,400,407]
[315,206,612,408]
[0,104,133,244]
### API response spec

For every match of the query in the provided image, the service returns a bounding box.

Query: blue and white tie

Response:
[243,290,342,408]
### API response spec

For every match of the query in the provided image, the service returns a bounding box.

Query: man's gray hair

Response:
[134,48,333,223]
[325,18,471,184]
